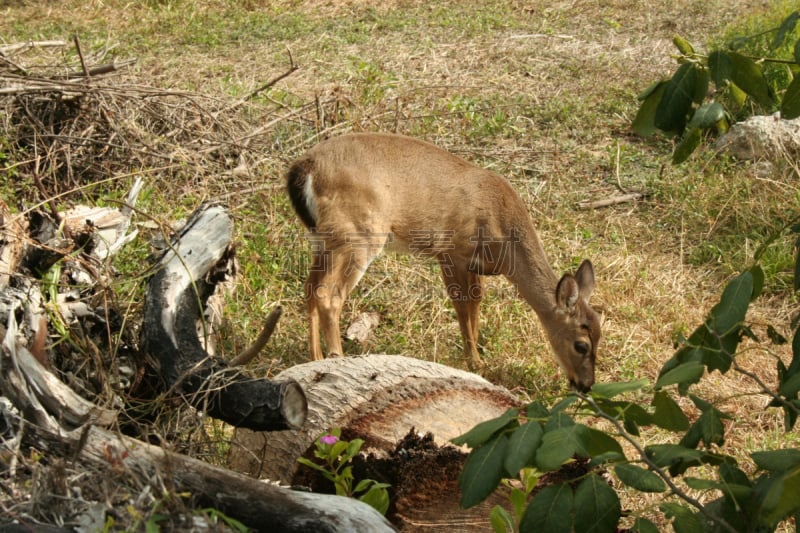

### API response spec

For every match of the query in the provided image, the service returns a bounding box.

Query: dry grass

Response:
[2,0,800,529]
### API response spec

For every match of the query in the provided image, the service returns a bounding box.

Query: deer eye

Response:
[574,341,590,356]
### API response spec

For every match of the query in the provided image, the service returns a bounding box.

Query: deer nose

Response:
[570,379,593,394]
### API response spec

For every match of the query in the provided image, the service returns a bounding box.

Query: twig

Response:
[580,394,739,533]
[230,306,283,366]
[65,59,137,79]
[217,49,298,115]
[72,35,90,78]
[577,192,648,210]
[30,149,65,235]
[0,40,67,55]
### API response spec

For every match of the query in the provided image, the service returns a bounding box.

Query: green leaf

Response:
[710,271,753,335]
[795,39,800,64]
[637,80,664,101]
[753,464,800,526]
[631,517,660,533]
[652,390,690,431]
[673,35,695,56]
[672,127,703,164]
[359,484,390,515]
[655,361,704,389]
[489,505,515,533]
[720,462,752,488]
[526,401,550,419]
[751,449,800,472]
[590,379,649,399]
[660,503,705,533]
[592,398,654,430]
[693,67,709,104]
[728,51,773,107]
[687,103,725,129]
[795,237,800,292]
[545,411,575,430]
[708,51,733,87]
[684,477,753,503]
[459,434,510,508]
[519,482,574,533]
[573,474,621,533]
[781,75,800,120]
[772,11,799,49]
[452,408,518,447]
[779,371,800,398]
[550,396,578,414]
[584,426,625,461]
[614,463,667,493]
[655,62,698,133]
[535,426,583,471]
[750,264,764,299]
[679,406,727,449]
[504,422,543,476]
[645,444,710,476]
[729,81,748,107]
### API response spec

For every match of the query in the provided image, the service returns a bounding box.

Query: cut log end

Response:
[282,380,308,430]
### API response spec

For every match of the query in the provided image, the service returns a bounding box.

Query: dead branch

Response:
[140,203,306,431]
[1,313,394,532]
[216,49,298,116]
[0,40,67,55]
[230,306,283,366]
[577,191,648,210]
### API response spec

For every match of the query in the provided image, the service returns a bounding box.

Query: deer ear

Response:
[556,274,580,312]
[575,259,595,301]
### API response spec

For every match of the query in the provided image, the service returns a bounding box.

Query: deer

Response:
[286,132,600,392]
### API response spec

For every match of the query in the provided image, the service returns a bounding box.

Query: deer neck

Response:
[506,224,560,321]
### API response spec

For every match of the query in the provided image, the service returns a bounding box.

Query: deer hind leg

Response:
[305,235,384,360]
[304,267,325,361]
[440,259,484,371]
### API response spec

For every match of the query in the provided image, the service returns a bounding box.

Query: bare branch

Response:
[230,306,283,366]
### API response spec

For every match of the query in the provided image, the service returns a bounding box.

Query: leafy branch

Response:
[633,10,800,163]
[453,221,800,532]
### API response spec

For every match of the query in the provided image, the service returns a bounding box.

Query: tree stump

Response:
[229,354,520,530]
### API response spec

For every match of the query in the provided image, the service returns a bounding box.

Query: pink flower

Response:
[320,434,338,445]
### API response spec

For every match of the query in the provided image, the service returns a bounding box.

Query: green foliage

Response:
[454,221,800,532]
[297,428,391,515]
[633,10,800,163]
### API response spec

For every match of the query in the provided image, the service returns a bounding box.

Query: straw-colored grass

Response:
[2,0,800,529]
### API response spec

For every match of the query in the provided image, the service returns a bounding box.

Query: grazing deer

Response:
[286,132,600,391]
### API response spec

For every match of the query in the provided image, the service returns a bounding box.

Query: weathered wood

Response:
[229,354,520,531]
[25,422,395,532]
[0,320,394,532]
[229,354,518,482]
[140,203,307,431]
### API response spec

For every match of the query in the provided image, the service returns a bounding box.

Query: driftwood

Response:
[0,314,394,532]
[140,203,306,431]
[0,198,397,531]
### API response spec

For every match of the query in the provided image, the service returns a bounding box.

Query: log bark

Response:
[24,422,395,532]
[139,203,307,431]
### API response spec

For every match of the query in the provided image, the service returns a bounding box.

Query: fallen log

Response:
[0,315,395,532]
[139,202,307,431]
[0,199,395,531]
[229,354,520,530]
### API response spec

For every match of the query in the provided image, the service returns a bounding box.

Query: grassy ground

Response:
[2,0,800,529]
